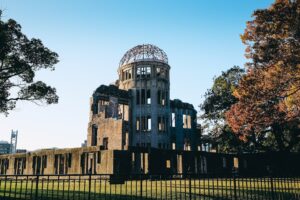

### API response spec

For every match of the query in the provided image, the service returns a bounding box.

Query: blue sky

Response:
[0,0,274,150]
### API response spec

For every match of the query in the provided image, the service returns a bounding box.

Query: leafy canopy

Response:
[0,10,59,115]
[226,0,300,151]
[200,66,245,152]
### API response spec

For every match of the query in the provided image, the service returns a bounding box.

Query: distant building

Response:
[16,149,27,154]
[0,141,11,155]
[81,140,87,147]
[10,130,18,154]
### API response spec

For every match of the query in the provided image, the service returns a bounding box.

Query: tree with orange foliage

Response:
[226,0,300,152]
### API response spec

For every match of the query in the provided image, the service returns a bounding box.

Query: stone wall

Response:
[0,147,117,175]
[2,147,299,176]
[88,116,128,150]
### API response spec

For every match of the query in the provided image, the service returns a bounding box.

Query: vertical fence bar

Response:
[170,175,172,200]
[109,175,112,200]
[296,178,300,198]
[233,173,237,200]
[62,176,65,200]
[292,177,295,199]
[204,176,207,200]
[14,175,17,198]
[20,177,23,199]
[73,177,76,200]
[183,175,186,200]
[216,176,219,199]
[220,176,223,199]
[160,175,163,200]
[67,175,70,200]
[41,176,44,199]
[0,175,2,193]
[226,177,229,199]
[295,178,300,199]
[150,175,152,199]
[25,176,28,199]
[104,175,107,200]
[34,175,39,200]
[129,175,132,200]
[189,174,192,200]
[98,175,101,200]
[46,175,49,199]
[57,175,60,199]
[3,175,7,198]
[165,175,167,200]
[270,176,275,200]
[88,173,92,200]
[119,175,120,199]
[208,177,210,200]
[51,178,54,200]
[140,173,143,199]
[8,175,12,198]
[179,175,182,200]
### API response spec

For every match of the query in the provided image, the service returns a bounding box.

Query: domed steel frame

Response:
[119,44,168,67]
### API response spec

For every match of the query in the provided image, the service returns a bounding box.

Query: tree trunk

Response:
[271,124,286,152]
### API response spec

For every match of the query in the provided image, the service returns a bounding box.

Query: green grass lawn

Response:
[0,177,299,200]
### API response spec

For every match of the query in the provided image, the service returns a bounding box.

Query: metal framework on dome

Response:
[119,44,168,67]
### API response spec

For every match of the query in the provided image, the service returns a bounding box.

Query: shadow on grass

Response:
[0,188,298,200]
[0,189,158,200]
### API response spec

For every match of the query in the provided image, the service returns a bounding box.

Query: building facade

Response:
[87,44,200,151]
[0,141,11,155]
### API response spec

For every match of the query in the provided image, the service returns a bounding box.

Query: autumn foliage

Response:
[225,0,300,151]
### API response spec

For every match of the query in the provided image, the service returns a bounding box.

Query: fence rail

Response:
[0,174,299,200]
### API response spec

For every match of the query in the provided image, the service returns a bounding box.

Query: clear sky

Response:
[0,0,274,151]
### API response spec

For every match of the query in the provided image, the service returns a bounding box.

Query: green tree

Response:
[0,10,59,115]
[200,66,246,153]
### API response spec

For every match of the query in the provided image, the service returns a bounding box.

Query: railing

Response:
[0,173,299,200]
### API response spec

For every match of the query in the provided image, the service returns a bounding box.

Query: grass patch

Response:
[0,177,299,200]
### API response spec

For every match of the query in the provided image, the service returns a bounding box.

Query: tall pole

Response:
[10,130,18,153]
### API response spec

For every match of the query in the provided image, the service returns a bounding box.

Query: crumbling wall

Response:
[88,117,127,150]
[170,99,199,151]
[0,147,117,175]
[87,85,130,150]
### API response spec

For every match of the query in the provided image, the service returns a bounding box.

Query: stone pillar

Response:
[177,154,183,174]
[151,79,158,148]
[144,153,149,174]
[195,156,198,174]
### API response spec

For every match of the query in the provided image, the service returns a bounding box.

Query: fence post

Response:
[270,176,275,200]
[88,173,92,200]
[140,173,143,199]
[35,174,39,200]
[189,174,192,200]
[233,173,237,200]
[3,175,7,197]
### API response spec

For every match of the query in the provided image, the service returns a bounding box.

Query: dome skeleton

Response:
[119,44,168,67]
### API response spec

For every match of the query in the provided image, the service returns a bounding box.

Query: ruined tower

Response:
[118,44,171,149]
[87,44,199,151]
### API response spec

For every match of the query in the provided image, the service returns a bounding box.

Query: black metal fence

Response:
[0,174,299,200]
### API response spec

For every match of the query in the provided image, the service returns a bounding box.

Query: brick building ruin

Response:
[87,44,199,151]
